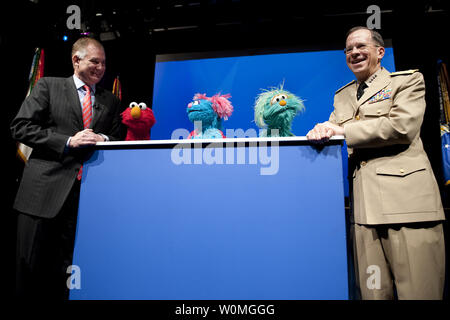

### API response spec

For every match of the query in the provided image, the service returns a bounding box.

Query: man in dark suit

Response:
[10,37,124,299]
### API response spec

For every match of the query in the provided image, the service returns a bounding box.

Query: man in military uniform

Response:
[307,26,445,299]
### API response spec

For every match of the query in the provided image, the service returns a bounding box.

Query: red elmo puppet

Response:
[121,102,156,140]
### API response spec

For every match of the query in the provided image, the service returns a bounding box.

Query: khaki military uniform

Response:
[329,67,446,299]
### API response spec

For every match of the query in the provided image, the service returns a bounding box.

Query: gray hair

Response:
[71,37,104,59]
[346,26,385,47]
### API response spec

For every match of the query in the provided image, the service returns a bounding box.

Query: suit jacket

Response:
[329,67,445,225]
[11,76,125,218]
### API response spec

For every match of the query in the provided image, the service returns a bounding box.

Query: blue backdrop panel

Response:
[152,49,396,139]
[151,48,396,197]
[70,141,348,300]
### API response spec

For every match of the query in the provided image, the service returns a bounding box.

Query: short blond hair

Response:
[71,37,104,59]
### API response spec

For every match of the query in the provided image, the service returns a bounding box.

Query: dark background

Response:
[1,0,449,300]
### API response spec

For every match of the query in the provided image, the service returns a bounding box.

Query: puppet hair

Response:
[210,93,233,120]
[193,93,209,101]
[254,84,304,128]
[192,93,233,120]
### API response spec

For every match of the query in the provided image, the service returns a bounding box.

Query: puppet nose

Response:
[131,106,141,119]
[279,100,287,106]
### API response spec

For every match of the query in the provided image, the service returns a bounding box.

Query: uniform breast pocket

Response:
[361,100,391,118]
[335,112,354,125]
[375,161,437,215]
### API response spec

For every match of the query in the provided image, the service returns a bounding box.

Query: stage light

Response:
[63,35,68,41]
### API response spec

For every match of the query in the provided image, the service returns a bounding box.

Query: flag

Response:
[17,48,45,162]
[437,60,450,185]
[112,76,122,101]
[442,125,450,186]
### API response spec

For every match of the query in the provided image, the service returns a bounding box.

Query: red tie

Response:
[82,85,93,129]
[77,85,93,180]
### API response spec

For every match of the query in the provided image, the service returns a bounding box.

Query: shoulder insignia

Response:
[390,69,419,76]
[335,80,355,94]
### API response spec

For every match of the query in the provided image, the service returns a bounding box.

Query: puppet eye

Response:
[192,100,200,106]
[270,94,286,105]
[129,102,138,108]
[139,102,147,110]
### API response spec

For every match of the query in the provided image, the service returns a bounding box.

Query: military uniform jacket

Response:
[329,67,445,225]
[11,76,125,218]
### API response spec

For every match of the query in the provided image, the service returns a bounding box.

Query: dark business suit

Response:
[11,76,124,298]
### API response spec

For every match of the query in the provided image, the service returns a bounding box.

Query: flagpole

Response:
[18,48,45,162]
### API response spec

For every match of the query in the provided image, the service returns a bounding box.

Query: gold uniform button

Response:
[400,168,405,173]
[355,115,360,120]
[377,109,381,114]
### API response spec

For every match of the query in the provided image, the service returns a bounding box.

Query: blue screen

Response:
[151,48,396,195]
[152,48,395,139]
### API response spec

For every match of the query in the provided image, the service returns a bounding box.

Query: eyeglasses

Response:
[344,44,380,55]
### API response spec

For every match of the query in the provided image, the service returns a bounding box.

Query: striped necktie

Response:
[82,85,93,128]
[77,85,93,180]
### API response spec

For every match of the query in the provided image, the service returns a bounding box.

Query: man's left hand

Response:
[306,121,344,143]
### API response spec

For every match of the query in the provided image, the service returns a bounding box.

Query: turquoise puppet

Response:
[187,93,233,139]
[254,84,305,137]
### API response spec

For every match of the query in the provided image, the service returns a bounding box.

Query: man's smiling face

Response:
[345,29,385,81]
[73,44,106,86]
